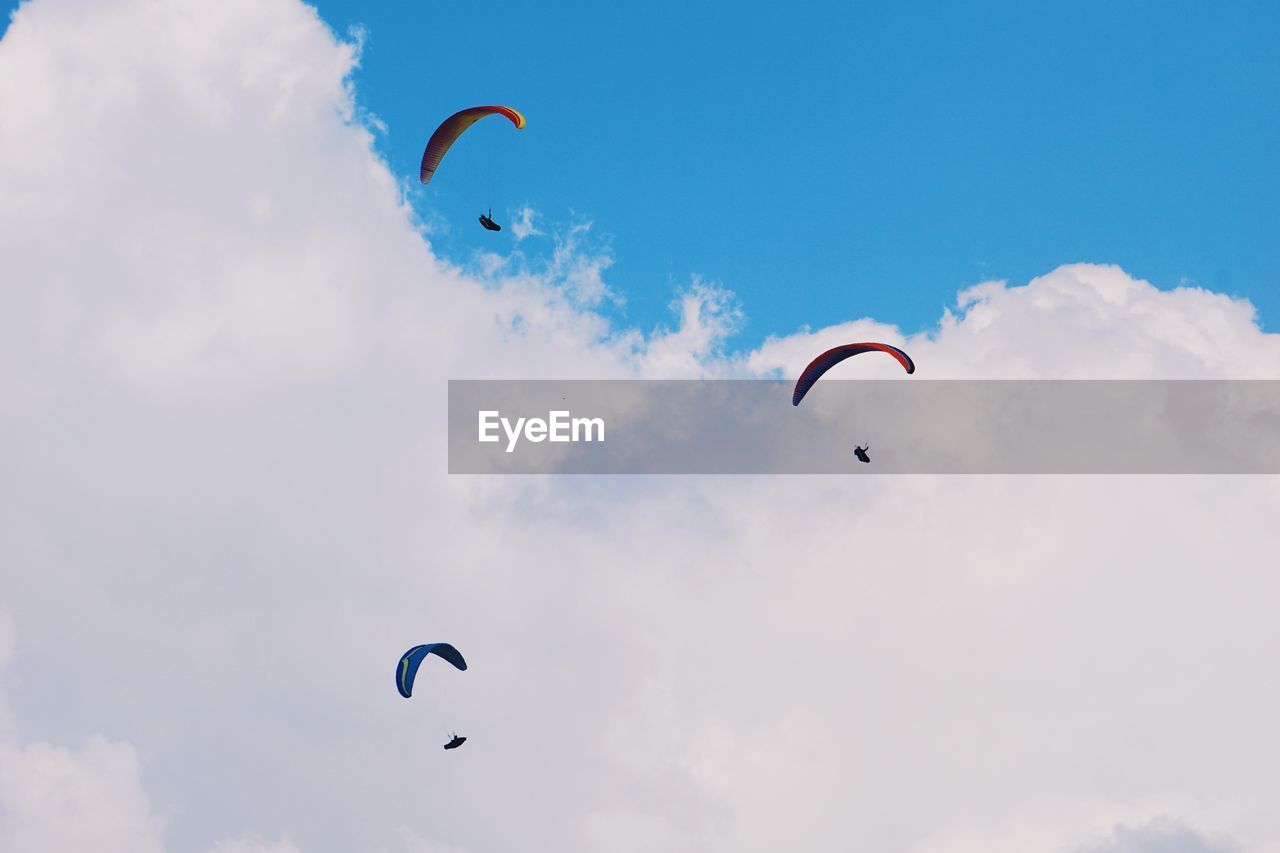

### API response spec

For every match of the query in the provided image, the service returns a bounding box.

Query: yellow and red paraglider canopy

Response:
[419,105,526,185]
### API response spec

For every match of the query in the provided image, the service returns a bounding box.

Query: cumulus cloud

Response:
[640,278,744,377]
[748,264,1280,380]
[0,613,310,853]
[1,1,1279,853]
[0,734,165,853]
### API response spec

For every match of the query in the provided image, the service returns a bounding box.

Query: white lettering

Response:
[478,411,500,443]
[479,410,605,453]
[502,416,526,453]
[573,417,605,442]
[549,411,571,442]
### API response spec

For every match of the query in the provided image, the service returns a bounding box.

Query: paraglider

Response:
[397,644,468,751]
[419,105,526,186]
[479,209,501,231]
[854,443,870,463]
[396,643,467,698]
[792,342,915,406]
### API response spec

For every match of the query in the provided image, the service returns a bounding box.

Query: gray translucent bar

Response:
[448,380,1280,474]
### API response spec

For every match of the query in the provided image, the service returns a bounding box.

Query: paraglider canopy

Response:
[792,342,915,406]
[396,643,467,699]
[420,105,526,185]
[444,735,467,750]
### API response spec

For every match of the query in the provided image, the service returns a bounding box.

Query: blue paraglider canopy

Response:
[396,643,467,698]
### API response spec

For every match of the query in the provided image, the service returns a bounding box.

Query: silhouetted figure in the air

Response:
[853,443,870,464]
[478,209,501,231]
[444,733,467,750]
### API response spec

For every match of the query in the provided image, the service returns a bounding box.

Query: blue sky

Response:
[9,0,1277,345]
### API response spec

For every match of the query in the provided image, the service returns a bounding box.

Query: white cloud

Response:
[1,1,1279,853]
[0,734,165,853]
[639,278,744,377]
[509,206,542,242]
[749,263,1280,380]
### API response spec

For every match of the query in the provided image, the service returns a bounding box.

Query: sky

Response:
[132,0,1280,345]
[9,0,1271,343]
[2,2,1280,853]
